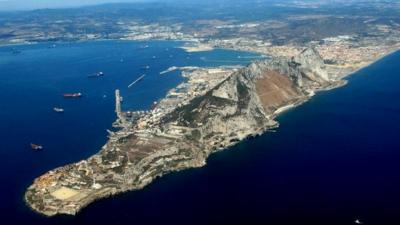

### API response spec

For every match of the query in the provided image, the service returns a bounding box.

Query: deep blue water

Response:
[0,41,399,225]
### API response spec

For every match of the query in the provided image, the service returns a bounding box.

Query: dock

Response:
[114,89,127,128]
[128,74,145,88]
[160,66,178,75]
[115,89,122,118]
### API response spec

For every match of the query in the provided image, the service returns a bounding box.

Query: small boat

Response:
[354,219,363,224]
[141,65,150,70]
[30,143,43,151]
[53,107,64,113]
[88,72,104,78]
[63,93,82,98]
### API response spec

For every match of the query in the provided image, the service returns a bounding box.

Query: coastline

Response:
[179,44,214,53]
[268,47,399,119]
[22,39,399,216]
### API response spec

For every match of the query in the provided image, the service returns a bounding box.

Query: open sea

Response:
[0,40,399,225]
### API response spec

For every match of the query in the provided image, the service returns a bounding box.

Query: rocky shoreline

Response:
[24,45,399,217]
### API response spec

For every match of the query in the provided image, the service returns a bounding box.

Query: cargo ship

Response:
[88,71,104,78]
[30,143,43,151]
[63,93,82,98]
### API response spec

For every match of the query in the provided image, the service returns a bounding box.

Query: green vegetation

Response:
[236,77,251,110]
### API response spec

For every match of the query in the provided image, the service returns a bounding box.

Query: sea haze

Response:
[0,41,399,225]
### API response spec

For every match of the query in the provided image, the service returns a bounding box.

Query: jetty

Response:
[114,89,127,128]
[160,66,178,75]
[128,74,145,88]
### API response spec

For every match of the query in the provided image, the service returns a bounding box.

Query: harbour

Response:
[1,40,399,225]
[0,40,260,224]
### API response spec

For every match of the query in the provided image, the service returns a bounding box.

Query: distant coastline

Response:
[179,43,214,53]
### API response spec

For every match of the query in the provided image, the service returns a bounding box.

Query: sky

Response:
[0,0,374,11]
[0,0,150,11]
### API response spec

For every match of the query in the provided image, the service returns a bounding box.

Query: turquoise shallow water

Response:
[1,41,400,225]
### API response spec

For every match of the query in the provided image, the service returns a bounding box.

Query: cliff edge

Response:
[25,47,344,216]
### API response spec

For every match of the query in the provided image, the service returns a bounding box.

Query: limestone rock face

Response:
[25,47,340,217]
[163,47,336,148]
[211,76,239,102]
[293,47,330,82]
[245,47,331,92]
[165,47,334,149]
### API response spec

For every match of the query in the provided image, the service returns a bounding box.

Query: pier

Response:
[115,89,122,117]
[128,74,145,88]
[114,89,127,128]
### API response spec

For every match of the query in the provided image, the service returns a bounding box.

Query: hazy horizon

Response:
[0,0,152,11]
[0,0,381,12]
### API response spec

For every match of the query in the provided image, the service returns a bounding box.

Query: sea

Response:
[0,40,399,225]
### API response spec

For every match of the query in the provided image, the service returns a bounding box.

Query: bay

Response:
[0,40,399,225]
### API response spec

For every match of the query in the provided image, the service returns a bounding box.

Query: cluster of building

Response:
[208,32,400,72]
[209,38,305,58]
[121,23,192,41]
[26,63,242,215]
[26,126,138,214]
[20,8,400,215]
[316,35,400,68]
[133,67,236,133]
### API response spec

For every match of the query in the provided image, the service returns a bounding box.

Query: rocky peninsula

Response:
[24,46,398,216]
